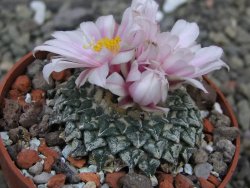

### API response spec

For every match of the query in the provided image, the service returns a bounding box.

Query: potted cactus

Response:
[0,0,240,188]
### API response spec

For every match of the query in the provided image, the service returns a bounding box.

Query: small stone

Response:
[204,145,214,153]
[30,1,46,25]
[44,156,55,172]
[67,157,86,168]
[203,119,214,133]
[212,160,227,176]
[215,139,236,162]
[8,126,30,143]
[31,89,46,103]
[8,89,23,100]
[98,171,105,184]
[32,72,54,90]
[45,131,65,147]
[101,184,110,188]
[21,169,33,178]
[38,141,60,159]
[84,181,96,188]
[3,99,21,130]
[213,102,223,114]
[237,100,250,131]
[105,171,126,188]
[119,173,152,188]
[175,174,194,188]
[193,149,208,164]
[159,179,174,188]
[78,173,100,187]
[194,162,213,179]
[17,149,41,169]
[184,164,193,175]
[33,172,54,184]
[12,75,31,94]
[19,104,43,128]
[15,5,32,19]
[209,110,231,128]
[52,70,71,81]
[25,93,32,103]
[29,162,43,176]
[214,127,239,142]
[150,175,158,187]
[228,56,244,70]
[207,175,221,187]
[157,173,174,184]
[26,59,44,77]
[62,145,74,159]
[30,138,41,151]
[47,174,66,188]
[0,132,13,146]
[198,178,215,188]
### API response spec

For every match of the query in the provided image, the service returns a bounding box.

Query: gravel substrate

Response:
[0,0,249,187]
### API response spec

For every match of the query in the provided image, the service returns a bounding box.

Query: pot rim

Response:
[0,52,240,188]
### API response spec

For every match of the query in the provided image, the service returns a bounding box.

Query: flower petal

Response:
[42,58,84,82]
[184,78,208,93]
[88,63,109,87]
[171,19,199,48]
[95,15,116,38]
[80,21,101,41]
[111,50,135,64]
[75,69,91,87]
[106,72,128,96]
[126,61,141,82]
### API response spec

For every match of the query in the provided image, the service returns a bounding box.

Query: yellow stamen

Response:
[93,36,121,53]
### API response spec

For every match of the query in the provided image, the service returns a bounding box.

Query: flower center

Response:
[93,36,121,53]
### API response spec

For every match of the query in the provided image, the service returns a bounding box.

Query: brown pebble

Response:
[12,75,31,94]
[17,149,41,169]
[47,174,66,188]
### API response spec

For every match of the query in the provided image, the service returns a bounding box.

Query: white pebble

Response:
[88,165,98,173]
[29,138,41,151]
[150,175,158,187]
[211,171,220,177]
[156,11,164,22]
[0,132,12,146]
[84,181,96,188]
[30,1,46,25]
[101,184,109,188]
[98,171,105,183]
[177,167,184,173]
[37,184,47,188]
[184,164,193,175]
[163,0,188,13]
[205,145,214,153]
[21,169,33,178]
[25,93,32,103]
[200,110,209,119]
[213,102,223,114]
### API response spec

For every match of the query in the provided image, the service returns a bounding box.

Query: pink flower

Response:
[34,15,135,87]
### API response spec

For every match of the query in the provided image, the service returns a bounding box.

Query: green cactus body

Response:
[49,75,203,176]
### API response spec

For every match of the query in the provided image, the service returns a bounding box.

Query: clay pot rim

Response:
[0,52,240,188]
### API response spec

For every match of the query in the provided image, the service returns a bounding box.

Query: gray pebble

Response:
[194,162,213,179]
[213,127,240,142]
[29,162,43,176]
[193,149,208,164]
[84,181,96,188]
[215,139,236,162]
[32,72,54,90]
[33,172,53,184]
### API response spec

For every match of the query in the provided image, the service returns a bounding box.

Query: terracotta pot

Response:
[0,52,240,188]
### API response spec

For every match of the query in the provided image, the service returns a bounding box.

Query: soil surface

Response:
[0,0,249,188]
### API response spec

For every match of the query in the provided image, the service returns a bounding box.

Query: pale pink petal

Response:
[111,50,135,64]
[52,30,84,45]
[192,60,229,77]
[171,19,199,48]
[75,69,91,87]
[34,45,100,66]
[126,61,141,82]
[106,72,128,97]
[80,21,101,41]
[88,63,109,87]
[42,58,84,82]
[189,46,223,67]
[95,15,116,38]
[131,0,159,21]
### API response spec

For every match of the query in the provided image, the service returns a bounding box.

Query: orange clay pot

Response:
[0,52,240,188]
